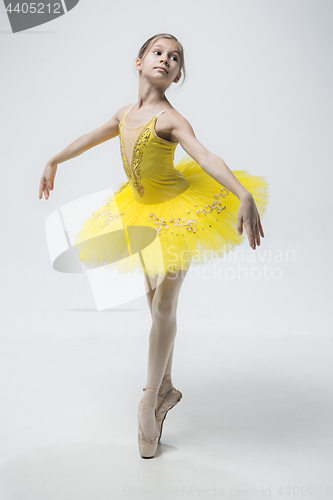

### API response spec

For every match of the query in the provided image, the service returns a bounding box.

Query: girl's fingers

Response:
[253,215,259,246]
[252,223,256,249]
[244,220,255,249]
[259,218,265,238]
[256,220,260,246]
[39,176,49,199]
[237,214,244,235]
[40,164,57,199]
[39,178,46,199]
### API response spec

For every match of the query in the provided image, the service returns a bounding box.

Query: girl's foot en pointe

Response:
[156,375,182,443]
[137,384,159,459]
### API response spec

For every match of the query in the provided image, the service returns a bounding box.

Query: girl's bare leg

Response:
[139,266,190,438]
[146,289,174,391]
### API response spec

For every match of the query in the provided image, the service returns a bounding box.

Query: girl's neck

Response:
[136,77,170,111]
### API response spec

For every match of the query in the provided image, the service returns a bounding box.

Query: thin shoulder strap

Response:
[121,103,135,123]
[156,108,177,118]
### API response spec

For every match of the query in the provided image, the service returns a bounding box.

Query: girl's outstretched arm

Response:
[168,112,264,250]
[39,105,128,200]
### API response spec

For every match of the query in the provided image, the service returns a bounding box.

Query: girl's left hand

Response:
[237,193,264,249]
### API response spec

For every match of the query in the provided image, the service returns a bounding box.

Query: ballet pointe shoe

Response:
[156,386,182,444]
[137,385,159,459]
[156,374,175,412]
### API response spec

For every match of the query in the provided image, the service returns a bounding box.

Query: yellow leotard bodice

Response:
[119,104,189,205]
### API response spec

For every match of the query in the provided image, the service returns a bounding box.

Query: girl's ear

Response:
[135,57,143,73]
[173,71,182,83]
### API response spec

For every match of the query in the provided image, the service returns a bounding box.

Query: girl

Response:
[39,33,269,459]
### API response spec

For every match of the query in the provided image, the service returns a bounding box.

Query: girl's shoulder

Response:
[156,108,187,126]
[158,108,190,130]
[115,103,134,123]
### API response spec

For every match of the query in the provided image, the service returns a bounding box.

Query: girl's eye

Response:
[153,50,178,61]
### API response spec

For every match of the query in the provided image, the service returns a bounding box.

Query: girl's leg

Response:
[146,287,174,392]
[139,266,190,438]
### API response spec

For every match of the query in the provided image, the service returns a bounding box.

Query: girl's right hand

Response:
[237,192,264,250]
[39,162,57,200]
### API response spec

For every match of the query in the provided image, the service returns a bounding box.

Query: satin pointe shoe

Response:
[137,386,159,459]
[156,386,182,444]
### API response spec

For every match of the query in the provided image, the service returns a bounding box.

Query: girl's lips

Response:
[155,67,167,73]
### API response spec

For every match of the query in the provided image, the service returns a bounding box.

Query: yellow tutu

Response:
[74,109,269,279]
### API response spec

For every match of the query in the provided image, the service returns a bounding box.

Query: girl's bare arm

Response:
[168,111,249,200]
[39,105,129,200]
[168,111,265,250]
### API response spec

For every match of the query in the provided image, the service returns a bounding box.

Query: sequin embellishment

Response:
[119,115,151,197]
[149,214,198,235]
[214,187,229,199]
[147,187,229,236]
[118,122,132,180]
[92,208,126,228]
[195,187,229,215]
[90,181,129,228]
[117,181,129,194]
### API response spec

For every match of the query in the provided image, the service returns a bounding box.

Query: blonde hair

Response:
[135,33,186,87]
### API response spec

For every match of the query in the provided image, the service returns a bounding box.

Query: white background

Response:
[0,0,332,498]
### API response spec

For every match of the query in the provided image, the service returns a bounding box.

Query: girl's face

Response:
[137,38,182,86]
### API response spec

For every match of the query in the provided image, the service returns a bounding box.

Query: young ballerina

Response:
[39,33,269,459]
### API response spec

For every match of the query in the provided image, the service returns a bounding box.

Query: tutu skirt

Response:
[74,155,269,278]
